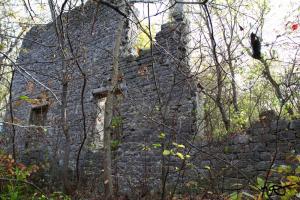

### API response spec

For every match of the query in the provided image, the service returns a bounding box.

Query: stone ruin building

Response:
[3,0,300,196]
[5,0,198,194]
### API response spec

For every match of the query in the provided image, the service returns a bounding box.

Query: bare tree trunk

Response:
[103,17,125,200]
[228,60,239,112]
[9,69,16,159]
[202,4,230,131]
[260,59,284,104]
[61,80,71,192]
[216,5,240,113]
[48,0,72,193]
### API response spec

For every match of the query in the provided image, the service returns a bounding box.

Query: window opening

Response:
[95,97,106,149]
[92,80,125,151]
[29,104,48,126]
[26,104,48,149]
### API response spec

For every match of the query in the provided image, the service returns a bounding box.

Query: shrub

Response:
[0,153,70,200]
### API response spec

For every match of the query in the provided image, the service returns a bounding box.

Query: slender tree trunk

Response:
[217,7,239,113]
[61,80,71,192]
[9,69,16,159]
[202,4,230,131]
[103,17,125,200]
[48,0,71,193]
[228,61,239,112]
[261,59,284,104]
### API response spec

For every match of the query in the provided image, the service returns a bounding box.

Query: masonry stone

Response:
[290,120,300,130]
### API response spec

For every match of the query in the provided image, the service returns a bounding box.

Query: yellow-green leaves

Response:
[0,43,4,51]
[162,149,190,160]
[133,23,156,50]
[277,165,292,174]
[141,145,150,151]
[295,166,300,174]
[176,152,184,160]
[162,149,171,156]
[256,177,265,189]
[172,142,185,148]
[161,141,190,160]
[19,95,30,101]
[158,132,165,139]
[111,116,122,128]
[152,143,161,148]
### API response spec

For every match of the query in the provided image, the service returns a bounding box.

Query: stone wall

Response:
[5,0,197,194]
[192,119,300,192]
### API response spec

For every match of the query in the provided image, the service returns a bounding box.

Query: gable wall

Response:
[5,1,197,193]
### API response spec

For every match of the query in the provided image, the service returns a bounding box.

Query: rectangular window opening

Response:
[95,97,106,149]
[29,105,48,126]
[92,85,124,151]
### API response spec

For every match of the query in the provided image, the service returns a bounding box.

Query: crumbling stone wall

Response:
[193,119,300,192]
[5,0,196,193]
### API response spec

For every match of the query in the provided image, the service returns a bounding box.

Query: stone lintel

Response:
[31,102,48,110]
[92,83,126,98]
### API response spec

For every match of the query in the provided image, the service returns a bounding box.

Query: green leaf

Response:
[172,142,185,148]
[158,132,165,139]
[277,165,292,173]
[0,43,4,51]
[257,177,265,188]
[111,140,120,151]
[229,192,239,200]
[295,166,300,174]
[152,143,161,148]
[19,95,30,100]
[176,152,185,160]
[204,165,211,170]
[111,116,122,128]
[286,175,300,182]
[142,145,150,151]
[162,150,171,156]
